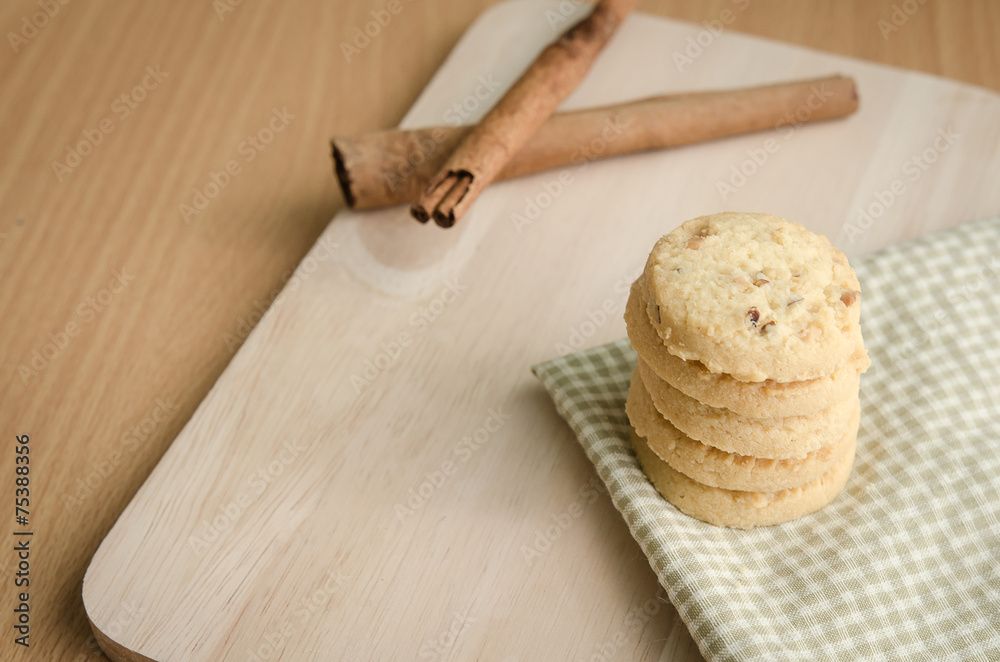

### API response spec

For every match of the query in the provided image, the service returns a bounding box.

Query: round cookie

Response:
[630,428,855,529]
[637,359,858,459]
[625,280,861,418]
[626,369,857,492]
[641,212,870,382]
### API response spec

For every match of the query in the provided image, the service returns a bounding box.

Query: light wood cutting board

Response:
[83,2,1000,660]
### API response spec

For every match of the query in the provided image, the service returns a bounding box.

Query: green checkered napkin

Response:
[533,217,1000,662]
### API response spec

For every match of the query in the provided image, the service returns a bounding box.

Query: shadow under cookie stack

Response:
[626,212,870,529]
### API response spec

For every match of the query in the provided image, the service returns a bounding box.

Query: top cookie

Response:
[642,212,869,382]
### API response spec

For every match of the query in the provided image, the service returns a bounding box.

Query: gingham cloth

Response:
[532,217,1000,662]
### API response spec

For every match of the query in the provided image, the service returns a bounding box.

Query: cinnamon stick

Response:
[333,75,859,210]
[411,0,638,228]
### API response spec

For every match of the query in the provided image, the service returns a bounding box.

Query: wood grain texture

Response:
[0,1,998,660]
[83,1,1000,660]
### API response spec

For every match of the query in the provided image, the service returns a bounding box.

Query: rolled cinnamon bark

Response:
[333,75,859,210]
[411,0,639,227]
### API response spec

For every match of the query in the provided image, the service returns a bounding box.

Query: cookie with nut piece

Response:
[641,211,870,382]
[625,212,869,528]
[625,280,861,418]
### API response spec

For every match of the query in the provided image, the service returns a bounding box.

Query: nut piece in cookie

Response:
[641,212,870,382]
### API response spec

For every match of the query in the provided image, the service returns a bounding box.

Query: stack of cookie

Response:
[625,212,870,529]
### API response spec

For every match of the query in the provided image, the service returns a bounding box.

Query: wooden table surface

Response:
[1,1,997,660]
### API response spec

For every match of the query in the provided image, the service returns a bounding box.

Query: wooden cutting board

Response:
[83,1,1000,660]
